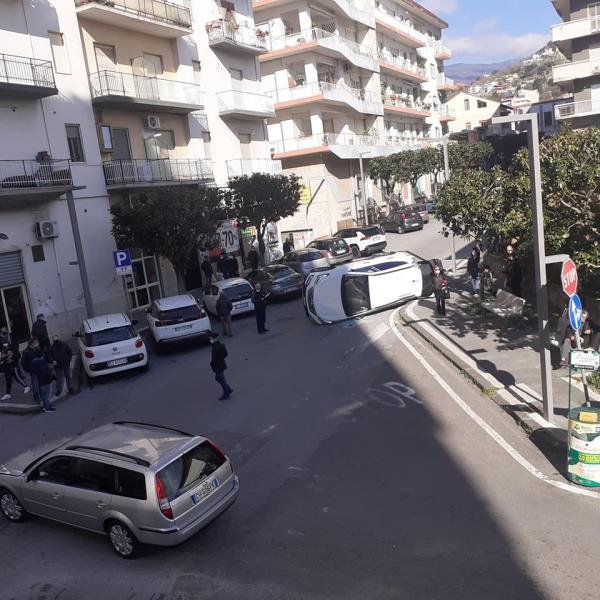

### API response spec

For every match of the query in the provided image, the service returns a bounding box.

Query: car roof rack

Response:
[66,445,150,467]
[112,421,193,437]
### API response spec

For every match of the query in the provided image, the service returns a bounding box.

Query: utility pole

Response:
[492,113,554,423]
[442,135,456,273]
[357,151,370,226]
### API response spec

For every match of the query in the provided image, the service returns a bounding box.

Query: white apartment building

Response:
[446,92,508,133]
[254,0,454,244]
[551,0,600,126]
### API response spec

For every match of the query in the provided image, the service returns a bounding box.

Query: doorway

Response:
[0,285,31,343]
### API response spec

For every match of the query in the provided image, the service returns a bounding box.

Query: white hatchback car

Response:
[333,225,387,258]
[146,295,211,347]
[77,313,148,378]
[303,252,433,324]
[203,278,255,317]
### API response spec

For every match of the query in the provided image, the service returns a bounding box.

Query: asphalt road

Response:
[1,223,599,600]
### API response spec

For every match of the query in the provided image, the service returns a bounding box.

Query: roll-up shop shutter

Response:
[0,252,25,288]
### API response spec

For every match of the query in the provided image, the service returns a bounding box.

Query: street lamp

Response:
[492,113,554,423]
[441,135,456,273]
[357,150,371,226]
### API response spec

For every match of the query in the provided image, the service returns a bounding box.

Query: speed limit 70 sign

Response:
[217,219,239,254]
[561,258,578,297]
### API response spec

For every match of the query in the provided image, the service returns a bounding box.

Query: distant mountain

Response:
[445,59,522,84]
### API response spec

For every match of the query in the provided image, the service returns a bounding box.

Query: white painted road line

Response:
[389,306,600,500]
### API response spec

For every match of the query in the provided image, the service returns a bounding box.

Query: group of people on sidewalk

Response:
[465,243,522,300]
[1,314,73,412]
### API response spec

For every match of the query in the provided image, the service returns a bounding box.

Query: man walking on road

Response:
[49,335,73,396]
[251,282,269,334]
[21,338,42,404]
[31,313,50,351]
[31,354,55,412]
[216,291,233,337]
[209,333,233,401]
[467,248,480,294]
[201,257,213,292]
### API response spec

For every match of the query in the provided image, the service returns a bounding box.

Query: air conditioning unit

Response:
[35,221,59,240]
[144,115,161,129]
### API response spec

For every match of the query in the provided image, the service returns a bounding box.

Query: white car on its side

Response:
[146,294,212,348]
[203,278,255,317]
[303,252,433,324]
[77,313,148,378]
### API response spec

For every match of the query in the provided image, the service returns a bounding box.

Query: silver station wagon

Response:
[0,422,239,558]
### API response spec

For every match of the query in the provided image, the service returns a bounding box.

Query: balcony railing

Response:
[103,159,213,187]
[551,15,600,43]
[435,105,455,118]
[0,160,72,191]
[437,74,455,88]
[217,88,275,118]
[555,99,600,120]
[375,8,427,46]
[74,0,192,29]
[206,19,267,52]
[383,94,431,114]
[377,50,426,79]
[433,41,452,58]
[90,70,203,108]
[226,158,283,178]
[553,57,600,83]
[0,54,56,93]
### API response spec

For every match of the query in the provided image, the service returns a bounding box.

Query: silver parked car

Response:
[281,248,330,277]
[0,422,239,558]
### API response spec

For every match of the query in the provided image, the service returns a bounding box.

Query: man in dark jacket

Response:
[247,248,259,270]
[49,335,73,396]
[216,291,233,337]
[251,282,269,334]
[431,263,448,316]
[466,248,480,295]
[504,255,522,297]
[31,313,50,350]
[21,338,42,403]
[217,251,229,280]
[31,354,55,412]
[0,326,25,380]
[227,255,239,278]
[201,257,213,292]
[209,333,232,400]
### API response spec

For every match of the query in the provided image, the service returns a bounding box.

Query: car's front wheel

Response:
[351,245,360,258]
[107,521,139,558]
[0,489,26,522]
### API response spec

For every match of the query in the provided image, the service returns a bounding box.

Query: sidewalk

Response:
[400,285,599,476]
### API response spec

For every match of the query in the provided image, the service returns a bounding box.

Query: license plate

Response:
[107,358,127,367]
[174,324,193,331]
[335,250,346,255]
[236,302,249,309]
[191,478,220,504]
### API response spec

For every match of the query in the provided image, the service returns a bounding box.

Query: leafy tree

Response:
[225,173,302,265]
[111,185,224,293]
[369,155,396,202]
[448,141,493,172]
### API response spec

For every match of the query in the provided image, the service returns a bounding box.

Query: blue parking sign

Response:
[569,293,583,331]
[113,250,132,276]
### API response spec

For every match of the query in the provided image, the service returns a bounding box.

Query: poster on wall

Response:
[216,219,239,254]
[299,184,311,205]
[265,222,282,264]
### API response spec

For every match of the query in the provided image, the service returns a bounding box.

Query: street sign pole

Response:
[442,135,456,274]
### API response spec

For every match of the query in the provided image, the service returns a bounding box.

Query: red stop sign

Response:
[561,259,578,297]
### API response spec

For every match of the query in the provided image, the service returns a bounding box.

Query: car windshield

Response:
[158,305,201,321]
[363,227,382,237]
[341,274,371,317]
[85,325,135,347]
[265,265,294,277]
[331,239,348,251]
[157,441,226,501]
[223,284,251,299]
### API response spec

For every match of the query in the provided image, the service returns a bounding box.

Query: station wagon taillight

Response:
[155,474,173,520]
[135,338,143,348]
[84,350,94,358]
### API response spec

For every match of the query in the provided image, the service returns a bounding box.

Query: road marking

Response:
[357,322,390,353]
[390,305,600,500]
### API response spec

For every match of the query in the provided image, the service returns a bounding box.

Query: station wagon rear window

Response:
[363,227,383,237]
[299,251,322,262]
[156,305,201,321]
[222,284,252,300]
[342,275,371,317]
[84,325,135,347]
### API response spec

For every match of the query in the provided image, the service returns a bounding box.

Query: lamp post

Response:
[357,150,370,226]
[442,135,456,273]
[492,113,554,423]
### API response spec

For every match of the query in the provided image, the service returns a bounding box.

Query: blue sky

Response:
[419,0,558,64]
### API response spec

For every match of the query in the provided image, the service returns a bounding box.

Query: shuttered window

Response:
[0,252,25,288]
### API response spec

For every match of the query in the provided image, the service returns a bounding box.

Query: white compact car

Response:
[333,225,387,258]
[146,294,212,347]
[203,278,255,317]
[303,252,433,324]
[77,313,148,378]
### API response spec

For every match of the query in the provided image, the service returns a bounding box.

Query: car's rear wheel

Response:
[351,245,360,258]
[107,521,139,558]
[0,489,26,522]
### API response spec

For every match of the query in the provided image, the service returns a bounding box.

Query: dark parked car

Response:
[245,265,304,297]
[307,236,353,265]
[381,208,423,233]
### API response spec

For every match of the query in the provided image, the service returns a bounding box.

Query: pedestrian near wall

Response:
[431,262,449,316]
[251,282,269,334]
[216,291,233,337]
[49,335,73,396]
[0,326,25,381]
[21,338,42,404]
[209,333,233,401]
[201,257,213,292]
[1,343,29,401]
[31,313,50,351]
[467,248,480,295]
[31,354,55,412]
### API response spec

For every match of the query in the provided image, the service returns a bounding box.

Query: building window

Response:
[65,124,85,163]
[203,132,212,160]
[48,31,70,74]
[94,44,116,72]
[464,99,470,111]
[544,110,553,127]
[124,248,161,309]
[465,122,472,130]
[31,245,45,263]
[477,100,487,108]
[192,60,202,85]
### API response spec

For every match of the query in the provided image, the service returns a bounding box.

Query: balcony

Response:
[74,0,192,38]
[435,105,456,121]
[217,80,275,119]
[553,57,600,84]
[433,41,452,60]
[271,82,384,115]
[103,159,213,190]
[375,8,427,48]
[382,95,431,118]
[262,28,378,72]
[377,50,427,83]
[89,71,203,113]
[226,158,283,178]
[551,16,600,55]
[0,54,57,99]
[0,160,76,205]
[555,99,600,120]
[437,74,455,90]
[206,19,268,55]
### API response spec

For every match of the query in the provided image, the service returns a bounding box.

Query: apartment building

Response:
[0,0,124,340]
[445,92,510,134]
[551,0,600,126]
[254,0,454,243]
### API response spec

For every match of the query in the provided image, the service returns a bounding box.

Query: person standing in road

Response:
[31,353,55,412]
[227,255,239,278]
[431,263,448,316]
[1,343,30,401]
[217,251,229,280]
[21,338,42,404]
[251,282,269,334]
[49,335,73,396]
[467,248,480,295]
[201,257,213,292]
[504,254,523,297]
[209,333,233,401]
[283,237,293,255]
[216,291,233,337]
[31,313,50,350]
[247,247,259,270]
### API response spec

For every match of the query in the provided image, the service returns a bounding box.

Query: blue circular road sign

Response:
[569,294,583,330]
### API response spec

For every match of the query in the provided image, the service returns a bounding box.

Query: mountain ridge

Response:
[445,59,523,84]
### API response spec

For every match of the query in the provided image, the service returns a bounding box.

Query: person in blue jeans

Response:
[31,355,56,412]
[209,333,233,401]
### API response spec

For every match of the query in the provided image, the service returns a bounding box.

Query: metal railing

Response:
[435,105,455,117]
[377,50,426,78]
[74,0,192,29]
[437,74,455,87]
[271,81,382,108]
[383,94,430,113]
[206,19,267,50]
[433,41,452,57]
[0,160,72,190]
[217,86,275,116]
[103,159,213,186]
[0,54,56,89]
[374,7,427,44]
[226,158,283,178]
[90,70,203,106]
[555,99,600,119]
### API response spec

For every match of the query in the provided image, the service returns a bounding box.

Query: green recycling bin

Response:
[567,407,600,487]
